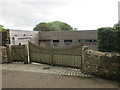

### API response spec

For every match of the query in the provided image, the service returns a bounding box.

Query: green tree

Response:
[0,25,6,31]
[33,21,73,31]
[33,22,49,31]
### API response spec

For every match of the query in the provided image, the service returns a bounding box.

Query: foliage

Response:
[98,26,120,52]
[33,21,73,31]
[33,22,49,31]
[0,25,9,46]
[114,23,120,27]
[0,25,6,31]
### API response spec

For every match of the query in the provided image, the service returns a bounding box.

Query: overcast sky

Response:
[0,0,119,31]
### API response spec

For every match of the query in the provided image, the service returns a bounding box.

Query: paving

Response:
[2,70,118,88]
[1,63,119,88]
[1,62,92,77]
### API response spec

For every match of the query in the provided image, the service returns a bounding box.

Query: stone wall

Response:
[0,46,7,64]
[82,48,120,80]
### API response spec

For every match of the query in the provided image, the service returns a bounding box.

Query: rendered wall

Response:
[9,30,39,45]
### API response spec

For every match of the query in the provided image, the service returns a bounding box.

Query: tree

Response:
[0,25,9,46]
[33,22,49,31]
[0,25,6,31]
[33,21,73,31]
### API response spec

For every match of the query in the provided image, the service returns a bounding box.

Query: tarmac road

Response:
[2,70,119,88]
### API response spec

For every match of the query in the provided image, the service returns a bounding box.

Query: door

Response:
[39,40,51,48]
[39,40,45,48]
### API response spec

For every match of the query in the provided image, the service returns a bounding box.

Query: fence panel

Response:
[7,45,28,64]
[29,42,83,68]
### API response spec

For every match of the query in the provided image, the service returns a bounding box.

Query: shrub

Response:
[98,27,120,52]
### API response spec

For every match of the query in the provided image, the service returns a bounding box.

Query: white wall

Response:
[9,30,39,45]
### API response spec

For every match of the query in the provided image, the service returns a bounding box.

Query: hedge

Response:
[0,30,10,46]
[98,27,120,52]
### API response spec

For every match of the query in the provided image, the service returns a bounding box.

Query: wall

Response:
[9,30,39,45]
[82,48,120,80]
[39,30,98,50]
[0,46,7,63]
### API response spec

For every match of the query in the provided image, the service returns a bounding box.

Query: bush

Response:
[98,27,120,52]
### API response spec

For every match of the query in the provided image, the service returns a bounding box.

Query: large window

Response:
[64,40,72,45]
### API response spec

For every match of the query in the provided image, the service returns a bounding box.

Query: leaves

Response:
[33,21,73,31]
[98,27,120,52]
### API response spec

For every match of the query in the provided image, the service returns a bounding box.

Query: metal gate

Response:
[29,42,83,68]
[7,45,28,64]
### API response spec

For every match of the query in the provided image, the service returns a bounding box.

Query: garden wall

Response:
[0,46,7,64]
[82,48,120,80]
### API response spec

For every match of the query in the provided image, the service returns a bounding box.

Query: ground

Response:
[1,63,119,88]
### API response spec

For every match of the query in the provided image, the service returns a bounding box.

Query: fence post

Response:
[23,45,28,64]
[81,46,88,70]
[51,47,54,65]
[6,44,13,63]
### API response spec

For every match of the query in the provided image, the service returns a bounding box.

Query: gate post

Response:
[51,47,54,65]
[23,45,28,64]
[6,44,13,63]
[81,46,88,70]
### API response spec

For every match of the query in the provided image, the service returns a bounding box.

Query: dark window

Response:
[53,40,59,46]
[79,40,86,42]
[64,40,72,42]
[92,40,97,42]
[79,39,97,43]
[86,40,97,42]
[86,40,92,42]
[64,40,72,45]
[24,34,26,36]
[53,40,59,42]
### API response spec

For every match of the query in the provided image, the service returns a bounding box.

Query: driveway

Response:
[1,63,119,88]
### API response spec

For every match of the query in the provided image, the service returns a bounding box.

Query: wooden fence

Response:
[6,44,28,64]
[29,42,83,68]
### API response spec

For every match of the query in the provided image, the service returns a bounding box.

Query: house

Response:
[9,29,98,50]
[9,29,39,45]
[39,30,97,50]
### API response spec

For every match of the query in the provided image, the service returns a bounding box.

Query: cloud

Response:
[0,1,66,30]
[0,0,119,30]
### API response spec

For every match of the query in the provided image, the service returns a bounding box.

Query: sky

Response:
[0,0,119,31]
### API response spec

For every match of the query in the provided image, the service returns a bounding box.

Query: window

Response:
[53,40,59,46]
[64,40,72,45]
[92,40,97,42]
[79,39,97,43]
[24,34,26,36]
[86,40,92,42]
[15,35,17,37]
[79,40,86,42]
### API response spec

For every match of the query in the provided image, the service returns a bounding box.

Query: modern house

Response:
[9,29,98,50]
